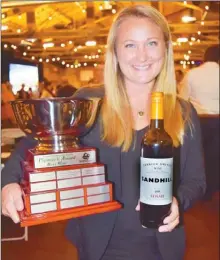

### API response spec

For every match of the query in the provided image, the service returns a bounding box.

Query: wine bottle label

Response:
[140,157,173,205]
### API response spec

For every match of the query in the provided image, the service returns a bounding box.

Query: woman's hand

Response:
[2,183,24,223]
[135,197,179,232]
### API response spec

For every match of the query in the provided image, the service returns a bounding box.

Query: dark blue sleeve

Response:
[177,104,206,211]
[1,136,37,189]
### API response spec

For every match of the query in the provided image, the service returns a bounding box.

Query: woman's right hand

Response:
[2,183,24,223]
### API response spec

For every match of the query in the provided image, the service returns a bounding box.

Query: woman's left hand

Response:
[135,197,179,233]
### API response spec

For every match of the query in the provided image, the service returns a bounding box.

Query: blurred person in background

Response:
[40,78,55,98]
[56,84,77,97]
[179,45,220,199]
[175,69,184,93]
[1,81,16,127]
[16,83,29,99]
[179,45,219,115]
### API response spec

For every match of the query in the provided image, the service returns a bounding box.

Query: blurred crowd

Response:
[1,78,77,128]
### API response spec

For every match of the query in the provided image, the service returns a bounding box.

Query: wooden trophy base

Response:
[19,201,122,227]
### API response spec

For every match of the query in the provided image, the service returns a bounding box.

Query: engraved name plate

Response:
[87,184,110,196]
[87,193,110,205]
[60,197,85,209]
[29,171,56,183]
[31,201,57,214]
[30,192,56,204]
[57,178,82,189]
[56,169,81,180]
[30,181,57,192]
[34,151,96,169]
[60,189,84,200]
[82,174,105,185]
[81,166,105,176]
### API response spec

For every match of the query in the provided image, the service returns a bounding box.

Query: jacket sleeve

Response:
[1,136,37,189]
[177,104,206,211]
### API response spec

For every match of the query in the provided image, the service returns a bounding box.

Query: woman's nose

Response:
[136,46,149,62]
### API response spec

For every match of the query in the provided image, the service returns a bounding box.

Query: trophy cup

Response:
[11,97,121,227]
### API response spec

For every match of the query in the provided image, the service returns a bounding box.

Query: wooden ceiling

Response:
[1,1,219,68]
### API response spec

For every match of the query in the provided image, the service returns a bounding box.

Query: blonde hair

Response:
[102,5,189,151]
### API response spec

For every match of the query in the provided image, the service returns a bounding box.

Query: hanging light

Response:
[85,40,96,47]
[43,42,55,48]
[182,16,196,23]
[177,37,188,43]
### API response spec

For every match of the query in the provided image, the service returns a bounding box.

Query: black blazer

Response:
[1,86,206,260]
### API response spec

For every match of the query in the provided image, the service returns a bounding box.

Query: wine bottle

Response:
[140,92,173,229]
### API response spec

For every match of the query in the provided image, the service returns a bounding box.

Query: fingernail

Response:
[14,216,20,223]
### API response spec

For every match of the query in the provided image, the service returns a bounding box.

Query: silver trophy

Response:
[11,97,121,227]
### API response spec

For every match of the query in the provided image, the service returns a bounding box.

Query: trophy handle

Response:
[85,98,101,129]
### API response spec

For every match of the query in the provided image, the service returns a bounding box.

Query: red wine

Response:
[140,92,173,228]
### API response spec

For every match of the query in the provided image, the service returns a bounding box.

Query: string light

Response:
[1,25,8,31]
[4,41,102,69]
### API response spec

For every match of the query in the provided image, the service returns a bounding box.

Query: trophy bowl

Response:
[11,97,100,152]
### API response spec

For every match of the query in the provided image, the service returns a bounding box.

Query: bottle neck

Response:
[150,119,164,129]
[150,93,164,129]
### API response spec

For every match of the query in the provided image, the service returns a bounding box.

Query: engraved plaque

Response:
[31,201,57,214]
[82,174,105,185]
[60,189,84,200]
[60,197,85,209]
[30,192,56,204]
[87,185,110,196]
[87,193,110,205]
[29,171,56,183]
[34,150,96,169]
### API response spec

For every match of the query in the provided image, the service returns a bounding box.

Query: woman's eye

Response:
[125,43,135,48]
[148,41,158,46]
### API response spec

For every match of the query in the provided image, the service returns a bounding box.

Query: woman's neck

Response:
[125,81,155,131]
[125,80,155,101]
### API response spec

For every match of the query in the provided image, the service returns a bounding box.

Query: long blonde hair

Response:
[102,5,189,151]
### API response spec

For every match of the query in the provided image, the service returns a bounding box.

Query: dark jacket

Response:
[1,86,206,260]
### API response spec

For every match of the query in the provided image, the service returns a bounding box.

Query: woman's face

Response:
[116,17,166,88]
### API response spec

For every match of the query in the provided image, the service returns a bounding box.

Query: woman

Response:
[1,5,205,260]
